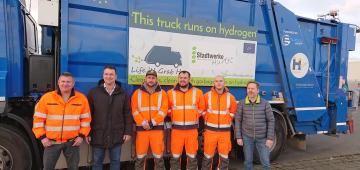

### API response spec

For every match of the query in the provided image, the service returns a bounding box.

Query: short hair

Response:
[246,80,259,89]
[178,70,191,77]
[104,65,117,73]
[59,72,73,78]
[214,75,225,81]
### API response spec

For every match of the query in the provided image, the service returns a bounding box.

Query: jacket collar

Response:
[104,83,116,95]
[57,88,75,98]
[97,79,124,94]
[210,86,229,94]
[245,95,260,104]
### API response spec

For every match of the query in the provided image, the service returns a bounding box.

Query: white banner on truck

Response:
[128,11,257,87]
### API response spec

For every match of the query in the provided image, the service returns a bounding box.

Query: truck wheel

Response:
[269,114,286,161]
[0,126,32,170]
[254,113,286,163]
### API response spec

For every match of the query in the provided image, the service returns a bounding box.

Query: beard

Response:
[179,83,189,88]
[146,82,157,87]
[248,93,257,98]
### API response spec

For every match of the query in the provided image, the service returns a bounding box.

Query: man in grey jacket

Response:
[235,81,274,170]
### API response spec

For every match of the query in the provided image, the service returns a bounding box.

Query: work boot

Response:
[154,158,165,170]
[187,156,198,170]
[170,157,181,170]
[218,156,229,170]
[201,157,212,170]
[134,157,145,170]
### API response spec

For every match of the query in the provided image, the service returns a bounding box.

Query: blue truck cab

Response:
[0,0,357,169]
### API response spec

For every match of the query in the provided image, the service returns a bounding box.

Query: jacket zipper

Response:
[183,92,185,126]
[107,92,112,146]
[217,93,220,129]
[252,104,255,138]
[148,92,151,124]
[60,97,70,142]
[60,105,65,142]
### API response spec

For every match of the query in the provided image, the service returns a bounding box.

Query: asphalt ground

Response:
[230,107,360,170]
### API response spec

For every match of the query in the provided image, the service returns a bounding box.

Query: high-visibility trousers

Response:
[136,130,164,158]
[171,129,198,158]
[203,129,231,159]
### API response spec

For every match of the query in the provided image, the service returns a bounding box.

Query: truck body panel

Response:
[60,0,354,135]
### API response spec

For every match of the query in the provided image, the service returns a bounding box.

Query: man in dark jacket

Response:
[235,81,274,170]
[86,65,132,170]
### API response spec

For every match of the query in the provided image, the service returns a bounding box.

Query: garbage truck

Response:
[0,0,357,169]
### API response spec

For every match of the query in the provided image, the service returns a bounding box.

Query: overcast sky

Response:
[276,0,360,61]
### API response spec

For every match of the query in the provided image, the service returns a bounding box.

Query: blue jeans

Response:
[242,135,270,170]
[43,141,80,170]
[92,144,121,170]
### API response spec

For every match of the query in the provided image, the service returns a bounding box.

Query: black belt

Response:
[136,125,164,131]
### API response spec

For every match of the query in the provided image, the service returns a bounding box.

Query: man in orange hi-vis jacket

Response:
[167,70,205,170]
[32,72,91,170]
[201,75,237,170]
[131,70,168,170]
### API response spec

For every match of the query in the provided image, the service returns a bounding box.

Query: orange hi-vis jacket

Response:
[131,84,168,130]
[167,83,205,129]
[32,90,91,143]
[203,87,237,131]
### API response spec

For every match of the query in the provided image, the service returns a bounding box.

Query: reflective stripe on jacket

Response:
[167,83,205,129]
[204,87,237,131]
[32,90,91,143]
[131,84,168,130]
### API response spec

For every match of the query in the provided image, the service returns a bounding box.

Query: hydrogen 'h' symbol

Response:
[292,58,301,70]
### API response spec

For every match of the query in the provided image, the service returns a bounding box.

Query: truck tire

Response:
[0,126,32,170]
[269,114,286,161]
[254,113,286,162]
